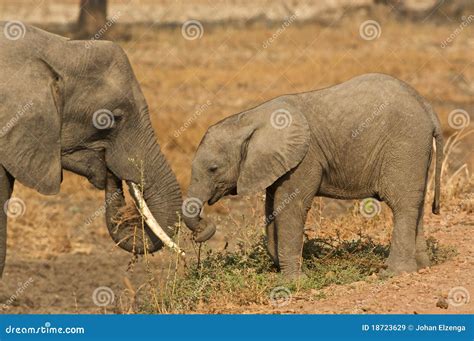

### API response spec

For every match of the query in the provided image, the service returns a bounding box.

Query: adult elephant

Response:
[0,22,182,276]
[183,73,444,279]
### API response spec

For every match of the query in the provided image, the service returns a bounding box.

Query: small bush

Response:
[140,235,395,313]
[138,232,458,313]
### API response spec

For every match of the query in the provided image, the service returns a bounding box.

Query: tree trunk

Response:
[76,0,108,39]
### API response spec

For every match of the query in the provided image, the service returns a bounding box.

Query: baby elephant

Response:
[183,73,443,279]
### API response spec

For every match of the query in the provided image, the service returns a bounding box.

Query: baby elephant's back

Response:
[286,73,437,190]
[296,73,436,148]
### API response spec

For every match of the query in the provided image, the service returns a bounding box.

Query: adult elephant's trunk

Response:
[104,139,182,254]
[182,187,216,243]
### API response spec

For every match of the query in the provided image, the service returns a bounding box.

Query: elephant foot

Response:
[267,253,279,269]
[416,251,431,270]
[383,257,418,276]
[280,269,308,282]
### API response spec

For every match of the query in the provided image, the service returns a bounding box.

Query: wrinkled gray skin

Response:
[184,73,443,279]
[0,23,182,277]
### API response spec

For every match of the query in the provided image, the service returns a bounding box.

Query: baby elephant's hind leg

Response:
[415,205,431,269]
[385,201,419,274]
[382,139,432,275]
[384,179,430,274]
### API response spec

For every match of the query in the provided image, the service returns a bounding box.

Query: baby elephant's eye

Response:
[209,165,218,173]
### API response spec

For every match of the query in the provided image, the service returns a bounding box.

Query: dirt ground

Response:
[0,3,473,314]
[205,222,474,314]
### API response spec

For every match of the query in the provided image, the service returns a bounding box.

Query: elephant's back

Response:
[294,73,436,141]
[286,73,436,192]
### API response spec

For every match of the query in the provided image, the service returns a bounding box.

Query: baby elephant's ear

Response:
[0,59,62,195]
[237,103,310,195]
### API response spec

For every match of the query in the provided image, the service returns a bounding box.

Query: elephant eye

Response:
[209,165,218,173]
[112,108,124,120]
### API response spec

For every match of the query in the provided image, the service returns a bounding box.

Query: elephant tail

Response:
[416,94,443,215]
[404,84,444,214]
[432,126,443,215]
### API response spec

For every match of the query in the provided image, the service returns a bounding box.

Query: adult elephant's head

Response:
[183,100,310,241]
[0,24,182,254]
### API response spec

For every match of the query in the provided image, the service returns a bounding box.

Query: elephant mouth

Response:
[208,196,219,205]
[208,187,237,205]
[105,171,185,257]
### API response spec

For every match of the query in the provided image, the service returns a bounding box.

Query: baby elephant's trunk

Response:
[182,193,216,242]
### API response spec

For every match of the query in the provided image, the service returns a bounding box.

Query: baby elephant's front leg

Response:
[272,188,311,280]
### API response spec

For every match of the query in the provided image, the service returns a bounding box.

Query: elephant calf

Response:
[183,73,443,279]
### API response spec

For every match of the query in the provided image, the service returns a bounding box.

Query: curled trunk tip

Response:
[182,196,216,242]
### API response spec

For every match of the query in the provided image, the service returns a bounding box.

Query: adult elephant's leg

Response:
[265,186,278,266]
[0,166,15,277]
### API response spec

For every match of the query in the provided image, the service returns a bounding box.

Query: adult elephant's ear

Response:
[237,102,310,195]
[0,59,62,195]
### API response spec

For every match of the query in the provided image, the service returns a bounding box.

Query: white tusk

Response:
[128,182,185,258]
